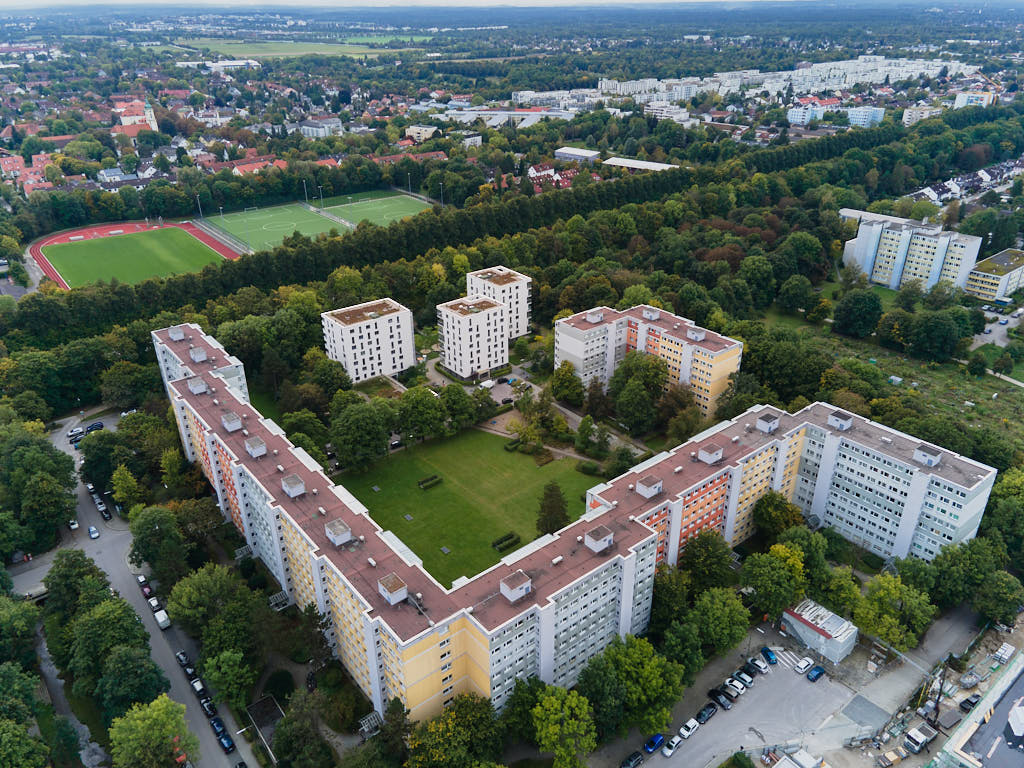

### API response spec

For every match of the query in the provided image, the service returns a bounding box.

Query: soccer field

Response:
[42,228,221,287]
[207,203,342,251]
[323,192,432,228]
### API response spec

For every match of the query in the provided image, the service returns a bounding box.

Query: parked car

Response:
[760,647,778,665]
[67,427,85,440]
[695,703,717,723]
[390,440,403,450]
[960,693,982,713]
[86,422,104,433]
[707,688,733,710]
[100,507,112,520]
[678,718,700,739]
[1000,318,1010,325]
[497,377,509,384]
[87,526,99,539]
[147,597,162,612]
[95,500,107,514]
[734,669,754,687]
[218,734,236,754]
[807,666,826,682]
[661,736,682,757]
[748,656,770,674]
[501,397,514,405]
[620,752,644,768]
[140,584,153,599]
[794,657,814,674]
[190,678,207,698]
[209,717,226,737]
[68,519,79,531]
[717,683,740,701]
[199,697,217,717]
[724,677,747,695]
[85,482,95,492]
[175,650,189,667]
[154,610,171,630]
[984,328,993,334]
[184,665,197,681]
[643,734,664,753]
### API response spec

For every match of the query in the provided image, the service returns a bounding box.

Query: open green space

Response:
[207,203,341,251]
[816,280,899,311]
[342,34,434,43]
[42,227,220,287]
[319,189,405,207]
[323,192,432,227]
[343,429,595,587]
[973,342,1024,380]
[247,381,284,425]
[176,38,414,58]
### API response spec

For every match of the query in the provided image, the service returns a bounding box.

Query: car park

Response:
[708,688,733,710]
[748,656,770,674]
[88,526,99,539]
[174,650,189,666]
[734,669,754,687]
[761,647,778,665]
[147,597,162,612]
[643,734,664,753]
[218,734,236,754]
[200,697,217,717]
[209,716,226,737]
[960,693,982,713]
[661,736,682,757]
[678,718,700,739]
[620,751,644,768]
[807,665,826,682]
[68,519,79,530]
[724,677,746,695]
[695,703,717,723]
[794,657,814,674]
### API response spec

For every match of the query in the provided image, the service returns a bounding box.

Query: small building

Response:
[437,296,508,379]
[554,146,600,164]
[780,599,858,664]
[964,248,1024,303]
[405,125,439,143]
[602,157,676,172]
[321,299,416,383]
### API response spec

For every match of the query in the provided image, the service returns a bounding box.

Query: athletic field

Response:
[41,227,221,287]
[322,191,431,227]
[207,203,342,251]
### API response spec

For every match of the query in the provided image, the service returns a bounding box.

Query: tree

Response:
[19,471,75,551]
[0,718,48,768]
[775,275,814,314]
[584,379,612,420]
[166,563,249,636]
[616,377,656,435]
[281,409,329,447]
[378,697,413,764]
[398,386,446,442]
[967,352,988,377]
[677,530,733,594]
[0,596,40,670]
[111,464,146,510]
[854,574,935,651]
[273,690,335,768]
[169,498,222,549]
[833,289,883,338]
[648,565,690,644]
[603,636,683,734]
[752,491,805,541]
[741,551,803,620]
[895,557,937,596]
[108,694,199,768]
[50,716,80,768]
[532,687,597,768]
[777,526,829,590]
[502,677,546,747]
[661,620,705,686]
[128,507,190,587]
[69,599,149,697]
[973,571,1024,626]
[551,361,584,407]
[0,662,36,723]
[895,279,923,312]
[331,401,389,470]
[95,646,170,725]
[993,353,1014,375]
[100,362,159,410]
[690,588,750,656]
[440,385,477,433]
[43,549,109,623]
[575,415,595,454]
[201,648,257,710]
[576,654,627,743]
[608,352,668,401]
[407,694,502,768]
[537,481,569,536]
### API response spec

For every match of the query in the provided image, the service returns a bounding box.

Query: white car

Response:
[661,736,682,757]
[794,657,814,674]
[724,677,746,695]
[68,519,79,531]
[147,597,162,613]
[678,719,700,739]
[87,526,99,539]
[748,656,770,674]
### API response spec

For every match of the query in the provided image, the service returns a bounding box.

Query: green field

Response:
[342,34,434,43]
[42,228,220,287]
[324,192,432,227]
[207,204,341,251]
[176,37,413,58]
[344,430,595,586]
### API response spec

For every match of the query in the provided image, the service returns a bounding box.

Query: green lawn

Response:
[816,281,898,311]
[176,38,413,58]
[42,228,220,287]
[342,34,433,43]
[973,342,1024,380]
[247,381,284,425]
[323,193,432,228]
[207,203,341,252]
[320,189,405,207]
[343,430,596,587]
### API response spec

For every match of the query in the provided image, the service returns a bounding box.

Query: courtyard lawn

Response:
[207,203,341,252]
[41,227,220,287]
[343,429,595,587]
[323,192,432,228]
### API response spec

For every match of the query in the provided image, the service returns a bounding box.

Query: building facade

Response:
[903,106,942,127]
[846,106,885,127]
[437,297,509,378]
[841,210,982,291]
[964,248,1024,303]
[954,91,997,109]
[787,105,824,126]
[321,299,416,384]
[553,305,743,417]
[465,266,532,339]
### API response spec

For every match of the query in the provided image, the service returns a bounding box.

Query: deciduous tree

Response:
[532,687,597,768]
[690,588,750,656]
[551,361,584,407]
[201,648,257,710]
[677,530,733,594]
[95,645,170,725]
[108,694,198,768]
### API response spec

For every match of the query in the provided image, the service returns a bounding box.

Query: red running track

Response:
[28,220,241,291]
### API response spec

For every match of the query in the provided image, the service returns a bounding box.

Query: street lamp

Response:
[439,181,444,208]
[195,194,203,218]
[318,185,324,208]
[219,206,223,220]
[302,178,309,205]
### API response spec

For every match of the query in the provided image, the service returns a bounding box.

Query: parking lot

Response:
[970,306,1021,350]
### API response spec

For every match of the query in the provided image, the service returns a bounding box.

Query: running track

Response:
[28,220,241,290]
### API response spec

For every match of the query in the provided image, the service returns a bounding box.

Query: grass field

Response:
[343,430,595,586]
[324,192,431,227]
[342,34,433,43]
[207,203,341,251]
[42,228,220,287]
[177,37,413,58]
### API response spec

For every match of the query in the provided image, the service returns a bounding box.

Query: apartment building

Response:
[437,297,508,379]
[787,105,824,126]
[153,323,658,723]
[405,125,439,142]
[964,248,1024,302]
[954,91,997,109]
[465,266,532,339]
[588,402,996,560]
[841,209,982,291]
[903,106,942,127]
[553,305,743,417]
[321,299,416,383]
[846,106,885,127]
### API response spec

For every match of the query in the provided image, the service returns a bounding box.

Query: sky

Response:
[1,0,811,8]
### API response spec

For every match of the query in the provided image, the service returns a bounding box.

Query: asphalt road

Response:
[11,412,256,768]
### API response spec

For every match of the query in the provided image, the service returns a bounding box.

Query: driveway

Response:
[11,410,257,768]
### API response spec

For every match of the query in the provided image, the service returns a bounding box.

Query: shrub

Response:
[420,477,443,490]
[264,669,296,704]
[576,460,601,476]
[496,535,522,553]
[491,532,516,548]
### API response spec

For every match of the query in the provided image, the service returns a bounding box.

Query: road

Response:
[11,410,256,768]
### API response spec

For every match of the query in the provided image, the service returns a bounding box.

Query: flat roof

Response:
[603,156,676,171]
[437,296,502,316]
[555,146,600,157]
[558,305,742,354]
[323,299,406,327]
[971,248,1024,277]
[468,266,530,286]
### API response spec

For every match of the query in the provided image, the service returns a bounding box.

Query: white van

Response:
[154,610,171,630]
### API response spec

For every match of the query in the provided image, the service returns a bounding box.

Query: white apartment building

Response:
[788,105,825,126]
[841,209,982,290]
[437,296,508,378]
[644,102,697,127]
[903,106,942,127]
[321,299,415,384]
[846,106,885,127]
[954,91,997,109]
[964,248,1024,302]
[465,266,532,339]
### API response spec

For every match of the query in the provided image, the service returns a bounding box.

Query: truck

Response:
[903,723,938,753]
[154,609,171,630]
